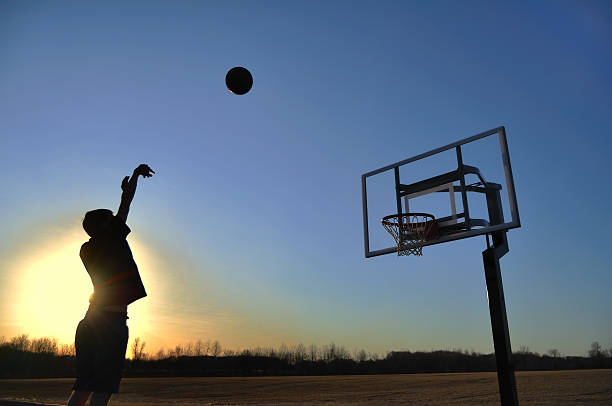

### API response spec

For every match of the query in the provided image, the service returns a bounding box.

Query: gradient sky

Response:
[1,1,610,357]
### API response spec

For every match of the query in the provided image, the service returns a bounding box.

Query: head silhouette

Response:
[83,209,113,237]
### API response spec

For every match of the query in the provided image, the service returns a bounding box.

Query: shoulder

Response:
[80,240,92,259]
[111,215,131,238]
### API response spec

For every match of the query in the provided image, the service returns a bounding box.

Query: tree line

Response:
[1,334,610,379]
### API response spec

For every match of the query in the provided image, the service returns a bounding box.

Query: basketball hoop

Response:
[381,213,439,256]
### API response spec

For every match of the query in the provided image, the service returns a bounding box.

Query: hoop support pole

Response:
[483,240,518,406]
[482,189,518,405]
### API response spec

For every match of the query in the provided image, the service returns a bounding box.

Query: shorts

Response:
[72,308,129,393]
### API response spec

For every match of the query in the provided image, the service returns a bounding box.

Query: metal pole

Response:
[482,185,518,405]
[483,239,519,406]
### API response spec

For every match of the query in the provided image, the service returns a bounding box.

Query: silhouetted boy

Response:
[67,164,154,406]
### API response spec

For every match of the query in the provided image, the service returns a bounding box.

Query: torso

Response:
[80,218,147,306]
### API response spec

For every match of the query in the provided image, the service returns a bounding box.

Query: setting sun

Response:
[8,227,156,347]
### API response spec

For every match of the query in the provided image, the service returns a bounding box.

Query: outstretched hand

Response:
[121,164,154,193]
[117,164,154,221]
[134,164,155,178]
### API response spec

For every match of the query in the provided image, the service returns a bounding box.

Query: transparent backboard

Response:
[361,126,520,258]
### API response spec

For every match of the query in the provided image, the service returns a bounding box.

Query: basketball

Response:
[225,67,253,95]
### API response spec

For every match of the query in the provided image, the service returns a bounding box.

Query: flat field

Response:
[0,369,611,405]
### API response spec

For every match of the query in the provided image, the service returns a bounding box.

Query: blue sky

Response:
[1,1,610,356]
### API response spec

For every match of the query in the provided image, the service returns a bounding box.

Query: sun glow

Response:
[3,219,241,354]
[10,227,157,346]
[12,230,92,344]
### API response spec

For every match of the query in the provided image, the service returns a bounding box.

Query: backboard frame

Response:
[362,126,520,258]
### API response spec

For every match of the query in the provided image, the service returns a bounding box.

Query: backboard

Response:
[361,126,520,258]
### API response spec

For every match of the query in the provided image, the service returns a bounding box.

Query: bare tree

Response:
[59,343,76,356]
[278,343,290,362]
[518,345,530,354]
[336,344,350,360]
[355,349,368,362]
[194,339,203,356]
[155,348,166,360]
[322,343,336,362]
[294,343,306,363]
[131,337,140,359]
[546,348,560,369]
[211,340,222,357]
[308,344,319,362]
[131,337,147,360]
[185,342,194,356]
[589,341,603,358]
[30,337,58,354]
[203,340,211,356]
[258,346,275,357]
[10,334,30,351]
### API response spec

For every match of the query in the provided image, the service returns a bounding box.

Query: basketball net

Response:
[381,213,438,256]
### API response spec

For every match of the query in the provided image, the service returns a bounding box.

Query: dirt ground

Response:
[0,369,610,405]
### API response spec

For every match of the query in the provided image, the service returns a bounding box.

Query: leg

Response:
[67,390,90,406]
[90,392,113,406]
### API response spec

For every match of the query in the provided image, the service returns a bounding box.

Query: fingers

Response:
[143,164,155,177]
[135,164,155,177]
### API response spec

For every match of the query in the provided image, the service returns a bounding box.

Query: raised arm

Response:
[116,164,155,223]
